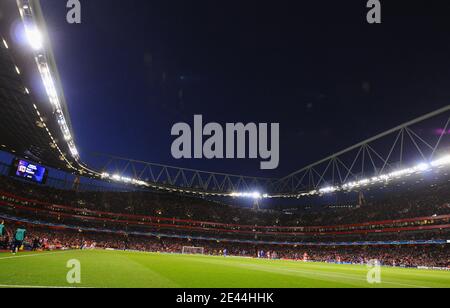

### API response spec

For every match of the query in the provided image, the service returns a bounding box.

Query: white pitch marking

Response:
[0,284,88,289]
[0,250,73,261]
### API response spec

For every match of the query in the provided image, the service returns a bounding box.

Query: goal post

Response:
[182,246,205,255]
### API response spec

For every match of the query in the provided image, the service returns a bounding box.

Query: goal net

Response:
[182,246,205,255]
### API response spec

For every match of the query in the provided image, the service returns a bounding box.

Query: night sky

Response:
[38,0,450,177]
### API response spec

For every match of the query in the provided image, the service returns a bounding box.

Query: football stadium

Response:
[0,0,450,292]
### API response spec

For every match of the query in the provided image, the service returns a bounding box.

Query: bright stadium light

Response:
[415,162,431,172]
[112,174,121,181]
[319,186,338,194]
[38,65,59,107]
[252,192,262,199]
[102,172,150,187]
[24,26,43,50]
[121,177,132,183]
[431,155,450,168]
[315,154,450,197]
[132,179,149,186]
[230,191,266,199]
[69,145,79,157]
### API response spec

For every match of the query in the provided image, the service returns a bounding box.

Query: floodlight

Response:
[69,146,79,157]
[25,26,43,50]
[431,155,450,167]
[112,174,121,181]
[252,192,262,199]
[415,163,431,172]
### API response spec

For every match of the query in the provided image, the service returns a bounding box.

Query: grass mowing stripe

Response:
[184,257,432,288]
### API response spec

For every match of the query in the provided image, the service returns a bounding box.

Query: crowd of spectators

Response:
[1,175,449,228]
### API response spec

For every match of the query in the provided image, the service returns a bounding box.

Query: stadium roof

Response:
[0,0,93,175]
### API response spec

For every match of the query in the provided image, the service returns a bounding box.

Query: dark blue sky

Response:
[38,0,450,177]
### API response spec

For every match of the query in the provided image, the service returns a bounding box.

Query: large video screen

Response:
[10,159,48,184]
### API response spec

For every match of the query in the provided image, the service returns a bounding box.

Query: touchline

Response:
[171,115,280,170]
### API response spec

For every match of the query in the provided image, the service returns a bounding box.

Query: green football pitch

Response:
[0,250,449,288]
